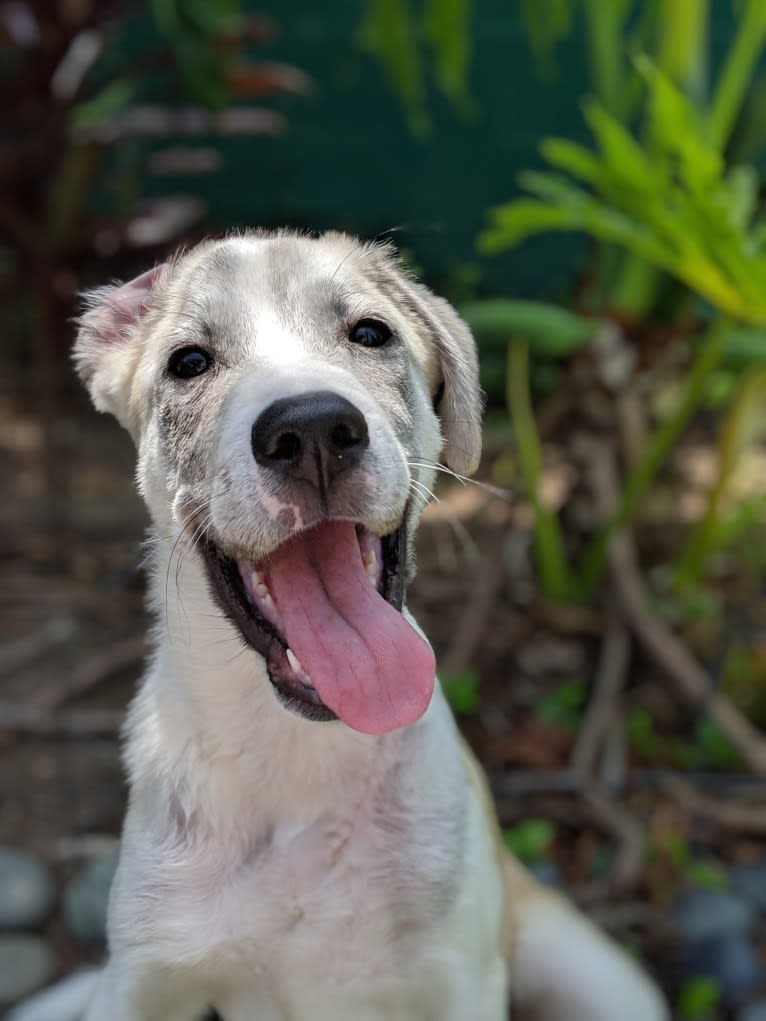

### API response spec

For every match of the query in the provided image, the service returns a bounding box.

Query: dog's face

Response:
[75,231,482,735]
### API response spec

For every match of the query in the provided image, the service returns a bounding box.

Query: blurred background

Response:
[2,1,766,1018]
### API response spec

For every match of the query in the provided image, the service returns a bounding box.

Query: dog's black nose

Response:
[252,391,369,493]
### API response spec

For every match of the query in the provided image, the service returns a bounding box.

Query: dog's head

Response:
[75,231,482,735]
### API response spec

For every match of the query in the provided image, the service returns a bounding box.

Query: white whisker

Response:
[407,458,516,502]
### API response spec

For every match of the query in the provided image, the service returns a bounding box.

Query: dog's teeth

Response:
[286,648,304,675]
[251,571,273,606]
[286,647,314,686]
[362,549,378,585]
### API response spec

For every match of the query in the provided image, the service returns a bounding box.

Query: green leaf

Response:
[637,55,722,190]
[479,58,766,324]
[424,0,476,115]
[460,299,594,357]
[694,719,740,769]
[540,137,605,185]
[503,819,555,863]
[477,199,581,253]
[70,79,137,129]
[518,0,574,74]
[685,859,729,891]
[627,707,663,757]
[148,0,244,109]
[676,976,722,1020]
[149,0,182,37]
[358,0,429,136]
[722,326,766,366]
[441,669,481,715]
[653,830,692,869]
[536,679,587,730]
[583,98,658,191]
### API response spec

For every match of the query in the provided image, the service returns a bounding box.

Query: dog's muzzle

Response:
[200,392,437,735]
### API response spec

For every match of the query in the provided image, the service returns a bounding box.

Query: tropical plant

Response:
[474,0,766,599]
[1,0,308,554]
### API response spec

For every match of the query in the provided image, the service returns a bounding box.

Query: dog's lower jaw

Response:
[128,542,420,820]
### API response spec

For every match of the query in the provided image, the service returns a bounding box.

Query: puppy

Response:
[11,231,668,1021]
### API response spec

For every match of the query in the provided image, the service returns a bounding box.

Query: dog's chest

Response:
[130,785,463,988]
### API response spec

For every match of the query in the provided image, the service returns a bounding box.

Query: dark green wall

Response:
[139,1,742,299]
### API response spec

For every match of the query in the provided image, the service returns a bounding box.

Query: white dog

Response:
[10,231,668,1021]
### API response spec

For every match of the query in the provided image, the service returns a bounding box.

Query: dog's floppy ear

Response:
[366,244,483,476]
[74,265,165,427]
[417,287,483,477]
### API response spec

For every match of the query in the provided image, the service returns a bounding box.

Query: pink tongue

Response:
[266,521,435,734]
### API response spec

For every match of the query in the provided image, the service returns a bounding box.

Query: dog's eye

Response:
[349,318,392,348]
[168,346,212,379]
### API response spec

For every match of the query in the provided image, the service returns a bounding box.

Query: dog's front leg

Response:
[83,959,212,1021]
[508,885,668,1021]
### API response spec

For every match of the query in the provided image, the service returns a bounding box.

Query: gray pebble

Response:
[62,848,119,945]
[739,1001,766,1021]
[0,848,55,930]
[529,860,563,887]
[673,889,755,944]
[681,934,763,1008]
[0,935,55,1004]
[730,862,766,913]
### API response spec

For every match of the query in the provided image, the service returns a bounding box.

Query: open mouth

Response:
[200,519,436,734]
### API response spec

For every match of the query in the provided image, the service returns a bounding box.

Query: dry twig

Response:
[0,702,121,737]
[657,774,766,833]
[576,789,646,902]
[570,623,631,777]
[587,441,766,776]
[0,616,75,677]
[29,635,145,713]
[440,543,507,678]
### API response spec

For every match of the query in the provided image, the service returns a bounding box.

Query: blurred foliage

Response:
[358,0,475,135]
[535,679,587,730]
[506,338,577,600]
[479,55,766,324]
[502,818,556,863]
[469,0,766,610]
[441,668,481,715]
[676,976,723,1021]
[627,708,740,769]
[460,299,594,358]
[0,1,307,549]
[149,0,244,107]
[518,0,574,77]
[649,830,729,894]
[1,0,306,286]
[723,642,766,725]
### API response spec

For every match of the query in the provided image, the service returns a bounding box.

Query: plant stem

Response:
[506,339,573,602]
[580,0,634,313]
[581,0,627,117]
[655,0,708,100]
[675,364,766,589]
[608,0,709,320]
[607,255,659,320]
[579,319,729,594]
[709,0,766,151]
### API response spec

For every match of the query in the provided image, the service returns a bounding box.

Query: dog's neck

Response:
[123,539,418,848]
